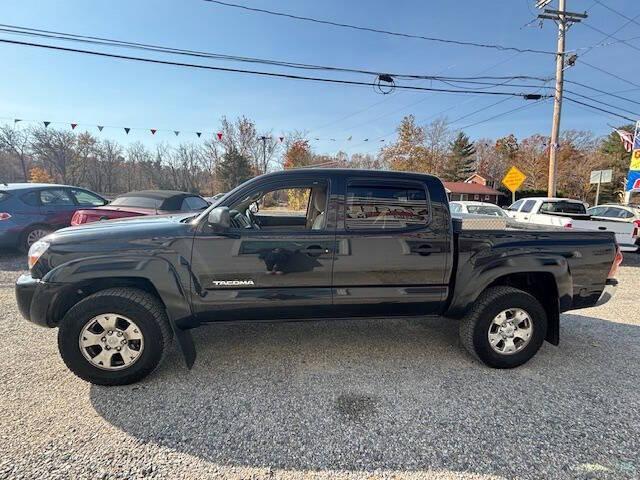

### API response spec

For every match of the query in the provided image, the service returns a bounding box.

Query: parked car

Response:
[507,197,639,252]
[71,190,209,225]
[16,169,621,385]
[0,183,107,252]
[449,201,508,217]
[587,204,640,224]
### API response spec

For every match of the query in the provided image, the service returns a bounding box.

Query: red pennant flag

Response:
[71,123,78,130]
[196,132,202,138]
[174,131,180,136]
[124,127,130,134]
[97,125,104,132]
[279,136,284,142]
[150,129,157,135]
[216,132,223,141]
[43,121,50,128]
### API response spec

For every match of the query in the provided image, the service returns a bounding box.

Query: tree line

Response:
[0,114,632,203]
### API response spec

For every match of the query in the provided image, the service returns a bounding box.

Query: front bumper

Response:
[594,278,617,307]
[15,273,67,327]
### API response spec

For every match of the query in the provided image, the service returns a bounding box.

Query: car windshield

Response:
[110,196,162,209]
[466,205,506,217]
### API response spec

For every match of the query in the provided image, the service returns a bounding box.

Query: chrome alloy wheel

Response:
[487,308,533,355]
[26,229,49,247]
[79,314,144,370]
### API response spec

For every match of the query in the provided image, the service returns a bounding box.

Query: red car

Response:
[71,190,209,225]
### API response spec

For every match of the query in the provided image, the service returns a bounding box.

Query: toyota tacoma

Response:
[15,169,621,385]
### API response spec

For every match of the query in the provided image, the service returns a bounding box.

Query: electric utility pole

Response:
[537,0,587,196]
[259,135,270,174]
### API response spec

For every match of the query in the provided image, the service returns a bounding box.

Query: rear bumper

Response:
[15,273,66,327]
[594,279,617,307]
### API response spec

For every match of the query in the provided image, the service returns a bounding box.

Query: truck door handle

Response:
[305,245,329,256]
[523,216,529,220]
[413,244,439,256]
[598,226,606,230]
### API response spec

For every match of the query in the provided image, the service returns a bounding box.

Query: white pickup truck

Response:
[507,197,639,252]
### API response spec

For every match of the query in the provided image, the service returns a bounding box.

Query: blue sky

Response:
[1,0,639,155]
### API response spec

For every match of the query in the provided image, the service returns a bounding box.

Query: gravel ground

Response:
[0,250,639,480]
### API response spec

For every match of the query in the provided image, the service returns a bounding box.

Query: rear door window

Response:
[0,191,8,204]
[40,189,74,206]
[345,183,429,230]
[604,207,633,219]
[71,189,105,206]
[520,200,536,213]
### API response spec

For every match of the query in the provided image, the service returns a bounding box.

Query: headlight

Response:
[28,240,50,270]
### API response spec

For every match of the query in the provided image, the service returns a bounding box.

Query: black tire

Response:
[58,288,173,385]
[459,286,547,369]
[19,224,53,253]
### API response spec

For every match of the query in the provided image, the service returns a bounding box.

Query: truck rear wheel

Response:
[58,288,173,385]
[459,286,547,368]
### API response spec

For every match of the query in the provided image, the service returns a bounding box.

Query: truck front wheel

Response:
[459,286,547,368]
[58,288,173,385]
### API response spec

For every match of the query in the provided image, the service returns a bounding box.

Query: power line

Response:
[0,24,551,84]
[565,79,640,107]
[448,97,514,125]
[458,98,549,130]
[0,38,551,98]
[201,0,557,55]
[579,60,640,89]
[581,20,640,55]
[563,96,636,122]
[593,0,640,28]
[563,89,640,117]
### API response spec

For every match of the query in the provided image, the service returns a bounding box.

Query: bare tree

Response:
[0,125,31,181]
[29,127,77,182]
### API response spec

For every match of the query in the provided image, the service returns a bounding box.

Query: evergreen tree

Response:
[216,147,253,191]
[444,131,476,181]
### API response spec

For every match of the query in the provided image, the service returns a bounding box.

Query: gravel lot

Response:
[0,250,638,480]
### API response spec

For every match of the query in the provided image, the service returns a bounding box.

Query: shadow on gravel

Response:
[0,251,26,272]
[90,314,640,478]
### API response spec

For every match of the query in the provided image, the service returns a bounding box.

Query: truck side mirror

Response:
[208,206,230,232]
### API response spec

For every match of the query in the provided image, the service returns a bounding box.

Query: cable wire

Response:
[201,0,556,55]
[563,96,636,122]
[0,37,550,98]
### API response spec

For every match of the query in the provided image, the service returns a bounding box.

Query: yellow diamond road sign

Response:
[502,166,527,192]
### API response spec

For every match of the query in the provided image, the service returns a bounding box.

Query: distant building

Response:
[443,174,504,204]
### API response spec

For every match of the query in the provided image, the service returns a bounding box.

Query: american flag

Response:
[615,128,634,153]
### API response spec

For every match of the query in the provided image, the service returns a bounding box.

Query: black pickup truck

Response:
[15,169,621,385]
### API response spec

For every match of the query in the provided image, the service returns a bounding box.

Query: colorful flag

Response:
[43,121,50,128]
[97,126,104,132]
[615,129,634,153]
[174,131,180,136]
[124,127,130,134]
[217,132,223,140]
[150,129,157,135]
[196,132,202,138]
[71,123,78,130]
